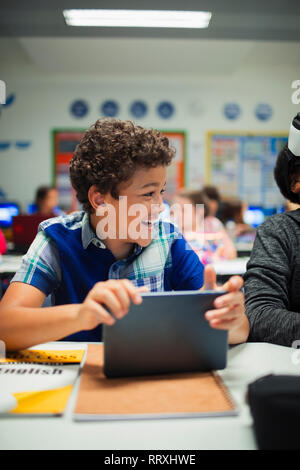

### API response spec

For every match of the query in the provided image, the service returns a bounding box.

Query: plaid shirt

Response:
[11,211,203,298]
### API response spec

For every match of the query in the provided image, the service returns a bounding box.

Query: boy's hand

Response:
[76,279,148,331]
[201,265,245,333]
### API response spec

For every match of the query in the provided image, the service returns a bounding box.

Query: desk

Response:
[0,255,250,281]
[0,254,23,275]
[212,257,249,283]
[0,341,299,450]
[0,254,23,298]
[212,258,249,276]
[235,242,253,258]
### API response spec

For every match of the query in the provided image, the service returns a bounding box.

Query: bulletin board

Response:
[52,129,186,212]
[205,131,288,208]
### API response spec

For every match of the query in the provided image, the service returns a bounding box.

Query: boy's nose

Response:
[152,193,164,209]
[151,200,165,219]
[157,197,166,214]
[159,203,166,214]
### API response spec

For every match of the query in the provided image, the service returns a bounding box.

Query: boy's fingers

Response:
[205,306,240,321]
[89,284,126,318]
[88,280,149,321]
[121,279,149,304]
[136,286,150,293]
[208,316,243,330]
[222,275,244,292]
[202,265,217,291]
[205,307,230,320]
[99,288,125,318]
[87,299,116,325]
[108,281,131,314]
[214,291,244,309]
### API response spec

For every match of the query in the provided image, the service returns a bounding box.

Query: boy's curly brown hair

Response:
[70,118,175,213]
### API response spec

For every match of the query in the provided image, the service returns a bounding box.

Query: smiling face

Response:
[89,165,167,258]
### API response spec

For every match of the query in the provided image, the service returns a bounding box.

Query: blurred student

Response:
[170,189,236,264]
[217,196,254,238]
[34,186,62,216]
[0,229,7,255]
[244,113,300,346]
[202,186,221,218]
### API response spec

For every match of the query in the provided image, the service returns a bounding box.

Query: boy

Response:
[0,119,249,350]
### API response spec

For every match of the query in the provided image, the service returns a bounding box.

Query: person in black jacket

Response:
[244,113,300,346]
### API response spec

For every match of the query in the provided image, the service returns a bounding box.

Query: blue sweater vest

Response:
[44,221,116,342]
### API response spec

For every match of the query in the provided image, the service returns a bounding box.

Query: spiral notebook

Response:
[74,344,237,421]
[0,345,86,415]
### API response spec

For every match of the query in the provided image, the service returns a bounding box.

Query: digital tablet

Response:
[103,290,228,378]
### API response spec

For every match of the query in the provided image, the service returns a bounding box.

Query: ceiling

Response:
[1,1,300,78]
[1,0,300,41]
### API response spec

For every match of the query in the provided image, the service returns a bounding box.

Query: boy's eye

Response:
[143,189,166,198]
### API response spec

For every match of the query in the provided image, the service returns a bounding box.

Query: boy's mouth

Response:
[141,219,159,230]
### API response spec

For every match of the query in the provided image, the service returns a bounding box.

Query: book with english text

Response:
[0,344,86,416]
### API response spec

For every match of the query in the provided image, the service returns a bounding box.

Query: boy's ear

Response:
[88,185,105,211]
[291,180,300,194]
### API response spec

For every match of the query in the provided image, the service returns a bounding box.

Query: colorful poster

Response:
[207,132,288,208]
[53,131,85,211]
[209,136,239,196]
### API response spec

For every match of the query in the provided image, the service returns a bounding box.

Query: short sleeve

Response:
[10,230,61,296]
[165,236,204,291]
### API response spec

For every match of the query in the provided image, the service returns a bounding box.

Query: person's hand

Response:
[201,265,245,333]
[76,279,148,331]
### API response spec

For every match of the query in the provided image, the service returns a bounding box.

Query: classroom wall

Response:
[0,65,299,211]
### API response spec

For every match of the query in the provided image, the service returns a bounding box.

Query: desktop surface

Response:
[0,341,297,450]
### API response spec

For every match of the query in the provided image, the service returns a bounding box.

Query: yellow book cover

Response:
[2,349,85,364]
[0,346,86,415]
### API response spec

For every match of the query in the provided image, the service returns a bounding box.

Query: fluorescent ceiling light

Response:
[63,9,212,29]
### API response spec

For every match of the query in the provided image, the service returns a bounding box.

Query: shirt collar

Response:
[81,212,106,250]
[81,212,143,258]
[129,243,143,259]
